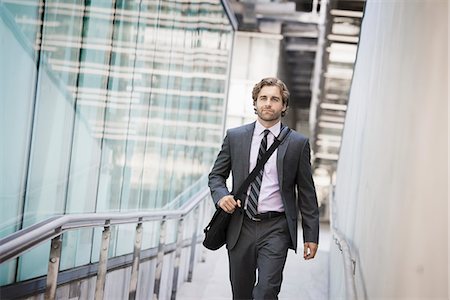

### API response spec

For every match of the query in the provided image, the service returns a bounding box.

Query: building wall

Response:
[329,0,448,299]
[0,0,233,285]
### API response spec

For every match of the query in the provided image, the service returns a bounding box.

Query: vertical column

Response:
[170,218,184,300]
[153,219,166,300]
[95,221,111,300]
[44,231,62,300]
[129,221,143,300]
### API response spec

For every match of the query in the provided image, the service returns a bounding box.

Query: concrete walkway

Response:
[177,223,331,300]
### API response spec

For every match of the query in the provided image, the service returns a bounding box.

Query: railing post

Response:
[129,221,143,300]
[170,218,184,300]
[153,219,166,300]
[188,206,200,282]
[200,200,208,263]
[95,221,111,300]
[44,230,62,300]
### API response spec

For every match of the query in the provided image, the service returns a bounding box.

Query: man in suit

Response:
[208,77,320,299]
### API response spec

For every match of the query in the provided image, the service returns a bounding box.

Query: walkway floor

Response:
[177,223,331,300]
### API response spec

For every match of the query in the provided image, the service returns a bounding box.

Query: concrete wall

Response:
[329,0,448,299]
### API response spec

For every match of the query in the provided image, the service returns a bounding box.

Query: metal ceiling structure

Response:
[226,0,365,171]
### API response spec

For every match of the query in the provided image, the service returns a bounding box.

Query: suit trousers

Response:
[227,214,291,300]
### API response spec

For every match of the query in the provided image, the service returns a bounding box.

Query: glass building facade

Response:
[0,0,233,285]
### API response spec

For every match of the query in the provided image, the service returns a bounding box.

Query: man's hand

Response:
[218,195,241,214]
[303,242,318,260]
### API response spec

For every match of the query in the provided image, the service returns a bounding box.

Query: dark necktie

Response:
[246,129,270,218]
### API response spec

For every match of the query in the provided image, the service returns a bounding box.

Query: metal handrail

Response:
[332,227,357,300]
[0,189,208,264]
[0,188,211,300]
[329,183,358,300]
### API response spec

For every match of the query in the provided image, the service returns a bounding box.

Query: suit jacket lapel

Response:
[277,127,290,190]
[241,122,255,179]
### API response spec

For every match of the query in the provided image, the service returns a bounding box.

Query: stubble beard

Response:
[257,109,282,123]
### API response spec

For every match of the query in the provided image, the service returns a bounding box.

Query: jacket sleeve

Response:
[208,132,232,206]
[297,139,320,244]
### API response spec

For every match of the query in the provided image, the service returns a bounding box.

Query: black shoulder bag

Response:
[203,126,291,250]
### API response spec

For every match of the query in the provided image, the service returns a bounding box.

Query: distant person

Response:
[208,77,320,299]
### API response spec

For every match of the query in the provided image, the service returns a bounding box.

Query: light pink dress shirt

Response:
[246,120,284,213]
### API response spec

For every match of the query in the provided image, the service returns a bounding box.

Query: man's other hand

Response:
[303,242,318,260]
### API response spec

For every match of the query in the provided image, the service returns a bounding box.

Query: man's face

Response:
[254,85,287,124]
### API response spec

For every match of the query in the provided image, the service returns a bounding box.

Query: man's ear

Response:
[281,105,288,116]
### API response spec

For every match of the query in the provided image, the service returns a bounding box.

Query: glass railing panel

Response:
[60,228,94,271]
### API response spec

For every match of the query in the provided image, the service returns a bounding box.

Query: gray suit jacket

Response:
[208,122,319,251]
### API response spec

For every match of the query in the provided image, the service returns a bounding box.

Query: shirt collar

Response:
[255,120,281,137]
